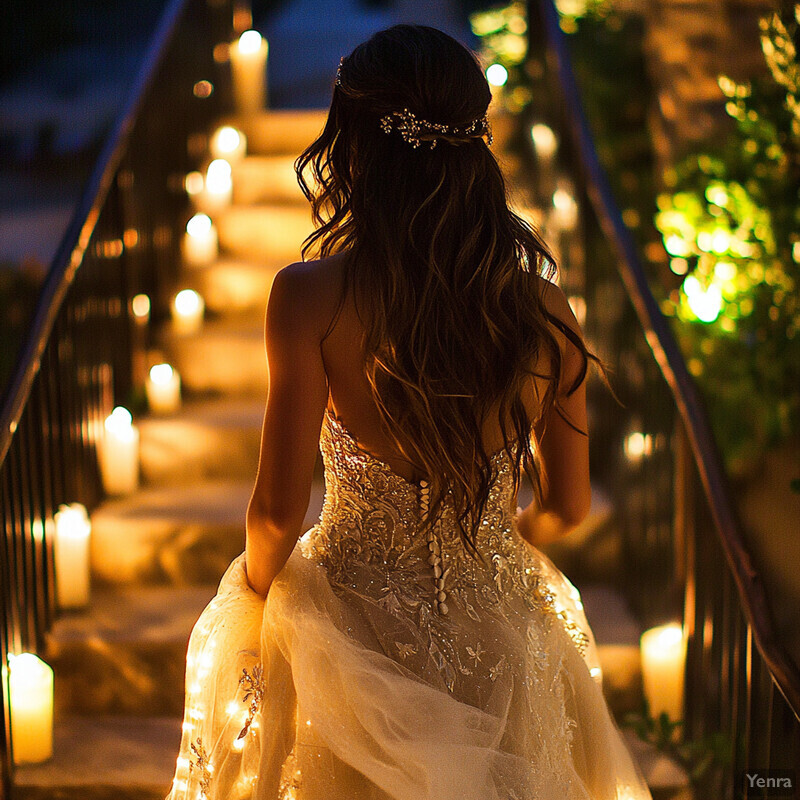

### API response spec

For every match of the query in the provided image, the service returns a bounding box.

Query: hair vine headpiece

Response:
[379,108,493,150]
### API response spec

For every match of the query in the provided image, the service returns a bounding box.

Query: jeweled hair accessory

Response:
[379,108,493,150]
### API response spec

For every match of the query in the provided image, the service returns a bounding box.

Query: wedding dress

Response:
[165,409,652,800]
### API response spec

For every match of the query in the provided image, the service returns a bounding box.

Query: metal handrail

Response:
[0,0,189,465]
[538,0,800,717]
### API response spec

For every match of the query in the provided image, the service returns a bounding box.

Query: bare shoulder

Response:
[267,253,347,339]
[534,275,582,339]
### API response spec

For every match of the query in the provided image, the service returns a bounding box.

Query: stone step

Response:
[232,154,307,206]
[228,109,327,156]
[90,480,250,586]
[14,716,180,800]
[46,585,214,716]
[162,317,266,396]
[90,479,326,586]
[139,396,263,486]
[181,256,279,315]
[216,203,314,264]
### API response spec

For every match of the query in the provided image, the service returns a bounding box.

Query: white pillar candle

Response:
[9,653,54,764]
[210,126,247,163]
[640,623,685,721]
[231,30,268,114]
[171,289,205,335]
[146,363,181,414]
[99,407,140,496]
[200,158,233,212]
[182,213,218,267]
[54,503,91,609]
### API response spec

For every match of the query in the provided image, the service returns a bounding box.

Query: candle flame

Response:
[238,30,263,55]
[205,159,232,195]
[149,363,175,385]
[212,126,245,156]
[186,213,213,238]
[131,293,151,319]
[173,289,204,318]
[105,407,133,435]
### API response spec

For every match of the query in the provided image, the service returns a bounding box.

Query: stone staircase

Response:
[13,109,680,799]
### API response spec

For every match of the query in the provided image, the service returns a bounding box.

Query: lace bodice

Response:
[301,411,593,695]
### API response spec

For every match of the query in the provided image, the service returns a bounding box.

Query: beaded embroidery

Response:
[301,410,592,696]
[379,108,493,149]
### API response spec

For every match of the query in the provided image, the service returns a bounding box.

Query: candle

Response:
[54,503,91,609]
[552,182,579,231]
[640,623,685,721]
[146,363,181,414]
[182,213,218,267]
[171,289,205,335]
[200,158,233,212]
[99,407,140,495]
[530,123,558,162]
[231,30,268,114]
[9,653,54,764]
[210,126,246,163]
[131,293,151,326]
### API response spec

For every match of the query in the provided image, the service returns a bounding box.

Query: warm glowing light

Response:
[237,30,263,55]
[184,171,204,196]
[714,261,736,282]
[552,186,578,230]
[105,406,134,437]
[172,290,205,335]
[186,213,212,237]
[54,503,91,608]
[530,123,557,160]
[100,407,139,495]
[640,623,685,722]
[664,234,691,257]
[183,214,218,266]
[131,293,151,321]
[669,258,688,276]
[682,275,723,323]
[624,431,653,461]
[210,126,246,162]
[710,228,731,254]
[146,364,181,415]
[206,158,232,188]
[486,63,508,87]
[174,289,203,316]
[9,653,54,764]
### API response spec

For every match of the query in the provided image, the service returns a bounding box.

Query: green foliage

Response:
[624,702,733,794]
[469,2,532,112]
[654,7,800,477]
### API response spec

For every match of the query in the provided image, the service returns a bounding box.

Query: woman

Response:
[166,25,652,800]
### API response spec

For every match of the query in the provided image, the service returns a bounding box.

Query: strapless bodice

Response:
[300,410,592,694]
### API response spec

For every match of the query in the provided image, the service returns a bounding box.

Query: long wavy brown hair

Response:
[296,25,596,552]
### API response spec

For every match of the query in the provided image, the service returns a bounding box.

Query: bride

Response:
[166,24,652,800]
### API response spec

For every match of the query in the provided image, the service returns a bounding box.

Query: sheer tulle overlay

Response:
[165,412,652,800]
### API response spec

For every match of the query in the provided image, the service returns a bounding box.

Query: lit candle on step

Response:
[200,158,233,212]
[172,289,205,335]
[182,213,218,267]
[99,407,140,495]
[231,30,268,114]
[210,126,246,163]
[640,623,685,721]
[146,363,181,414]
[54,503,91,609]
[9,653,54,764]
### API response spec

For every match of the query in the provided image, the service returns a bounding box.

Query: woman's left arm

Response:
[245,264,329,596]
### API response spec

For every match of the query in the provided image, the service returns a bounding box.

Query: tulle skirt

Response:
[164,536,652,800]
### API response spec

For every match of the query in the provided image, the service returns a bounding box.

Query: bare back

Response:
[308,254,585,484]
